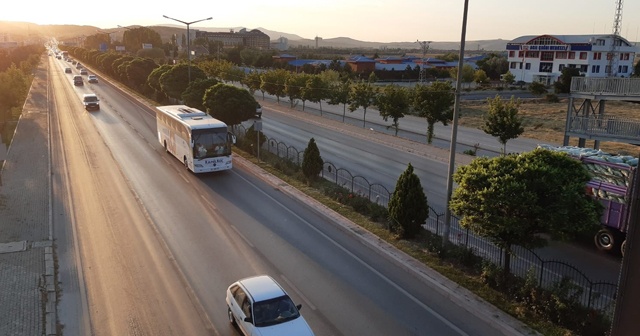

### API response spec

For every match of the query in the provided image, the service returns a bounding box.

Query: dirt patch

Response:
[459,98,640,155]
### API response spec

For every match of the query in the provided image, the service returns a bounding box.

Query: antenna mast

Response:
[416,40,431,83]
[607,0,623,77]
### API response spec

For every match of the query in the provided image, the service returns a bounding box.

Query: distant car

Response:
[226,275,314,336]
[82,93,100,111]
[79,69,88,75]
[255,102,262,118]
[71,60,77,65]
[73,75,84,86]
[87,75,98,83]
[76,63,82,69]
[64,67,72,73]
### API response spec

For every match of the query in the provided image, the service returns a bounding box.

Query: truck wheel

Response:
[621,240,627,257]
[594,229,619,252]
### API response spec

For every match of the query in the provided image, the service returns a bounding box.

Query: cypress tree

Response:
[388,163,429,238]
[302,138,323,182]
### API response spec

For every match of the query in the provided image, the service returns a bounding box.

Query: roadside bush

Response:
[545,93,560,103]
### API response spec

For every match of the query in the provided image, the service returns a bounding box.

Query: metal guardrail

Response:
[568,115,640,139]
[570,77,640,96]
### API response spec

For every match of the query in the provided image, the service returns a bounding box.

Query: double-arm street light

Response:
[162,15,212,83]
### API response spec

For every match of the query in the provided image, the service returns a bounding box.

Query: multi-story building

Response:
[194,28,270,49]
[506,34,637,84]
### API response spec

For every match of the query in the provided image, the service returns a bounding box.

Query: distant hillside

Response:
[0,21,508,51]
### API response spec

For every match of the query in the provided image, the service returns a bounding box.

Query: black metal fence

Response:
[233,124,619,317]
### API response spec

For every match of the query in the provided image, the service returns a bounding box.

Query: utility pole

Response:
[416,40,431,83]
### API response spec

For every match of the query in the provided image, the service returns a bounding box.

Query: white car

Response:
[226,275,314,336]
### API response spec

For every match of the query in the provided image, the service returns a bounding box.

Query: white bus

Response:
[156,105,235,173]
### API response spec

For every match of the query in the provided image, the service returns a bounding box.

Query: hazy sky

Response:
[3,0,640,42]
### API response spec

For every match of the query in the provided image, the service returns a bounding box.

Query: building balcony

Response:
[571,77,640,97]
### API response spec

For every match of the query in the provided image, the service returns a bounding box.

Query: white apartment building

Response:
[506,34,637,84]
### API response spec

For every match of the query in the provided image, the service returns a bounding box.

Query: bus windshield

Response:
[192,128,230,159]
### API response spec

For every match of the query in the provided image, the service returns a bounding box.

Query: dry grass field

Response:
[458,97,640,155]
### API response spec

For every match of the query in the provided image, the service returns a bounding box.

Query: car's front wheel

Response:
[228,306,236,325]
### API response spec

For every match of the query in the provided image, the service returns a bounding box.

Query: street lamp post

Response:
[442,0,470,247]
[162,15,212,83]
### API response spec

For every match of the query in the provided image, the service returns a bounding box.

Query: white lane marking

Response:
[230,225,254,248]
[281,275,316,310]
[200,194,217,210]
[232,170,470,336]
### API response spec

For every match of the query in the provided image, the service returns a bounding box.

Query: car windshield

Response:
[192,128,230,159]
[84,96,98,102]
[252,295,300,327]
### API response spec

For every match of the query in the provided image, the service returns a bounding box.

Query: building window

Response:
[580,52,587,60]
[525,63,531,70]
[541,51,554,61]
[559,64,566,71]
[580,65,588,72]
[510,62,517,69]
[568,52,575,59]
[592,65,600,73]
[606,53,613,60]
[620,53,630,60]
[595,39,606,46]
[539,63,553,73]
[556,52,567,59]
[525,51,539,58]
[519,62,523,69]
[593,52,601,60]
[509,51,515,57]
[619,65,629,73]
[518,51,524,58]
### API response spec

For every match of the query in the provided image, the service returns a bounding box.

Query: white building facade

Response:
[506,34,637,84]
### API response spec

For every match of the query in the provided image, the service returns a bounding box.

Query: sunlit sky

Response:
[3,0,640,42]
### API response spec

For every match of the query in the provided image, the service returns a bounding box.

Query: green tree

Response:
[376,85,409,136]
[634,60,640,77]
[202,84,257,126]
[147,64,172,93]
[554,67,581,94]
[327,80,351,121]
[482,95,524,155]
[303,75,329,115]
[301,138,323,182]
[501,71,515,86]
[450,64,475,87]
[285,72,311,109]
[159,63,207,100]
[348,81,377,127]
[124,57,158,91]
[412,81,455,144]
[181,78,220,110]
[388,163,429,239]
[529,81,547,96]
[476,54,509,80]
[243,70,264,98]
[473,69,489,85]
[261,69,289,103]
[122,27,163,54]
[450,149,602,276]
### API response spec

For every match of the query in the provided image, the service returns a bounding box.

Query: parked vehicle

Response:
[541,145,637,255]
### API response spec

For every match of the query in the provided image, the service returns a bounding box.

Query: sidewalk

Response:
[0,58,55,335]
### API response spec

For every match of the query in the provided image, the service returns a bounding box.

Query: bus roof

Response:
[156,105,227,130]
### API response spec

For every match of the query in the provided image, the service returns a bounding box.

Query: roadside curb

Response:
[234,155,540,336]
